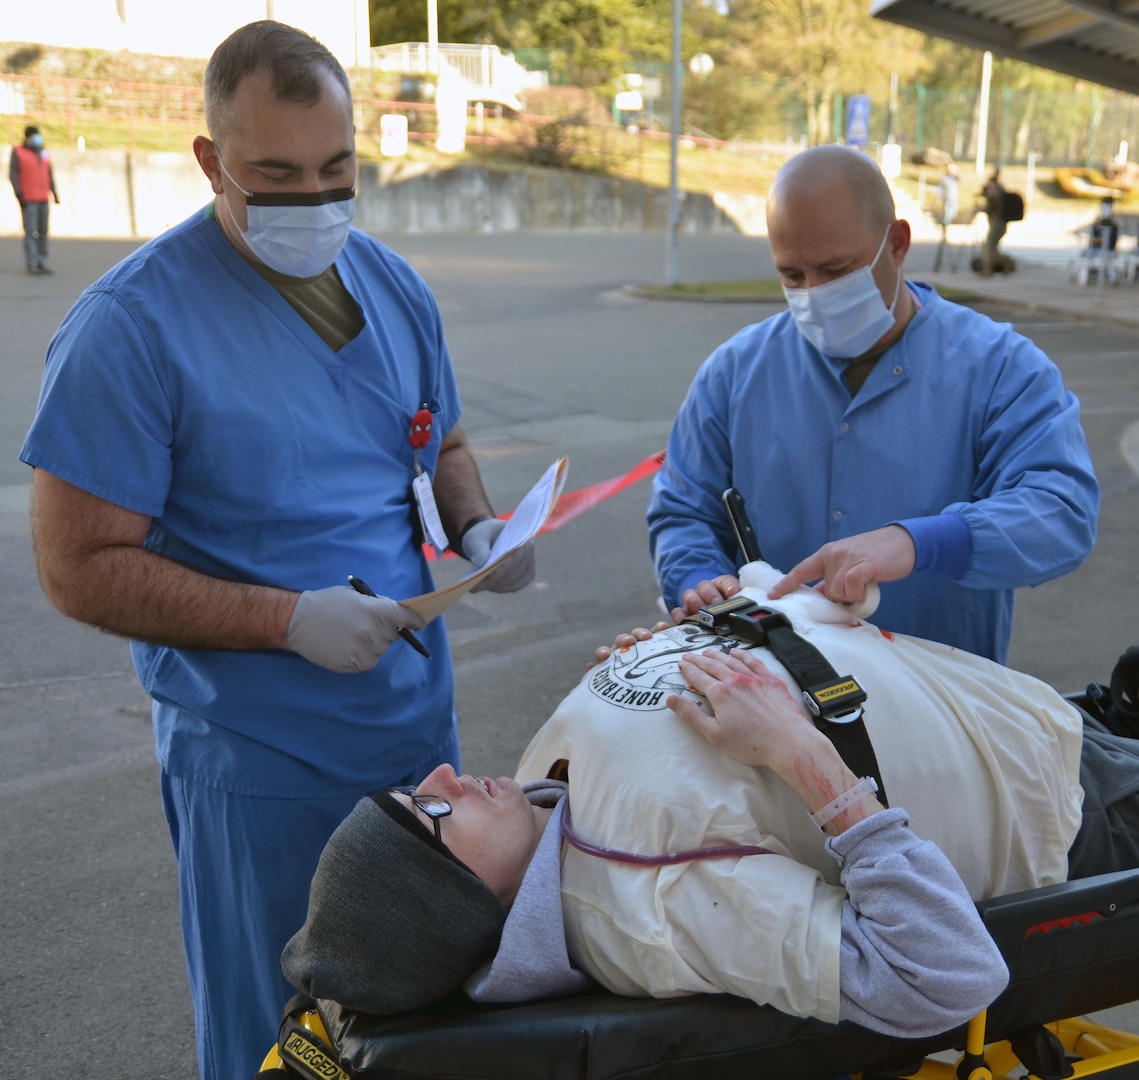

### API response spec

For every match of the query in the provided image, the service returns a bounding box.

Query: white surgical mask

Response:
[782,226,902,359]
[219,157,355,278]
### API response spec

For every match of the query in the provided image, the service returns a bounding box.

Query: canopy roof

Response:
[871,0,1139,94]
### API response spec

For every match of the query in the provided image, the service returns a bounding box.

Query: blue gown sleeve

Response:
[937,327,1098,588]
[647,347,741,609]
[894,512,972,579]
[830,808,1009,1038]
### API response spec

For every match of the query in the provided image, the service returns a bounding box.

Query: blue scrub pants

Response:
[160,728,460,1080]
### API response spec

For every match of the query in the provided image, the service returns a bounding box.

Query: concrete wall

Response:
[358,160,740,234]
[0,148,742,240]
[1,148,214,239]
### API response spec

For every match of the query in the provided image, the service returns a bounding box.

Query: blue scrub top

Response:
[22,209,462,795]
[647,283,1099,663]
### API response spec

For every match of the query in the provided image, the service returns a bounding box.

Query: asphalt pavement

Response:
[2,225,1138,1079]
[921,230,1139,330]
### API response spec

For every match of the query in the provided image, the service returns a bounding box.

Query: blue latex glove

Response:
[286,586,425,672]
[461,518,536,594]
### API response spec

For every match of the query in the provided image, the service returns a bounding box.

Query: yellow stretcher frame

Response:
[259,1006,346,1079]
[882,1013,1139,1079]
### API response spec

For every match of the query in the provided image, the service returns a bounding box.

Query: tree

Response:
[370,0,426,46]
[720,0,927,144]
[526,0,671,88]
[370,0,670,90]
[917,44,1110,165]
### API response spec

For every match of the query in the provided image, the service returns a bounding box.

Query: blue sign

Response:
[846,95,871,146]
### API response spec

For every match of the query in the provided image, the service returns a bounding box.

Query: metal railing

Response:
[0,70,822,197]
[1,72,203,151]
[371,42,541,107]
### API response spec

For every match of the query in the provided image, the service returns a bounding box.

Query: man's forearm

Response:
[43,542,298,651]
[432,432,495,551]
[31,469,297,653]
[648,486,738,610]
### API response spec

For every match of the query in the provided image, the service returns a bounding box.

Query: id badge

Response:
[412,470,450,554]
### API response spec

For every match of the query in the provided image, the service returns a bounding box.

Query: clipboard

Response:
[402,457,568,622]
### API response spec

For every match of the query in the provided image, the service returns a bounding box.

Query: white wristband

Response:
[810,776,879,829]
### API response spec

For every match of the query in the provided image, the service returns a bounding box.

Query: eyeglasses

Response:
[388,786,452,843]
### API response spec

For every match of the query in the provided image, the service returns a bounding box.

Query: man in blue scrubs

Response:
[648,144,1098,663]
[20,21,533,1080]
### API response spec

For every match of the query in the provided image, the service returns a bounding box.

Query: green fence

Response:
[6,65,1137,170]
[837,84,1139,168]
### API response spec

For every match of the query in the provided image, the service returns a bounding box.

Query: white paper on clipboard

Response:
[402,457,568,622]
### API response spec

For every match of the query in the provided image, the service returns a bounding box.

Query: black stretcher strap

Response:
[757,612,888,806]
[689,598,888,806]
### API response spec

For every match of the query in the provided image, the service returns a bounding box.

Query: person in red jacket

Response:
[9,125,60,275]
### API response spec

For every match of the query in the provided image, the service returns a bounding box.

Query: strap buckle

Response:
[803,676,867,724]
[689,595,761,633]
[688,598,793,647]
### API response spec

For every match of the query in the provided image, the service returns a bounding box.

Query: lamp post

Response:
[975,50,992,177]
[666,49,714,285]
[426,0,439,73]
[666,0,682,286]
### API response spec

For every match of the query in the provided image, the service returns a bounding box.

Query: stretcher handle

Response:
[977,867,1139,960]
[722,487,763,565]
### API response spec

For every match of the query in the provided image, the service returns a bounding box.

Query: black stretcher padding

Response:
[320,990,964,1080]
[306,867,1139,1079]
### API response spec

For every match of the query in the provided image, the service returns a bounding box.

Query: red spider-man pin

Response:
[409,408,433,450]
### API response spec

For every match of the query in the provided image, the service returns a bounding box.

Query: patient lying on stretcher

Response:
[281,562,1139,1039]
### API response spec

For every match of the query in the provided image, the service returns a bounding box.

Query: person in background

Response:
[9,124,60,275]
[932,160,962,272]
[978,168,1009,276]
[937,161,960,230]
[1090,196,1119,252]
[19,21,534,1080]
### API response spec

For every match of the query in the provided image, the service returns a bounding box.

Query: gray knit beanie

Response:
[281,792,508,1014]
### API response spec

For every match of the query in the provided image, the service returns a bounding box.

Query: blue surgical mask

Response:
[218,157,355,278]
[28,134,44,150]
[782,226,903,359]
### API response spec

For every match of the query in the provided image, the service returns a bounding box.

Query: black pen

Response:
[347,575,431,659]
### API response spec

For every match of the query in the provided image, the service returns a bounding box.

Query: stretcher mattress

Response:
[310,868,1139,1080]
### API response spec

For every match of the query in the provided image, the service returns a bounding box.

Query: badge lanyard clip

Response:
[408,406,449,554]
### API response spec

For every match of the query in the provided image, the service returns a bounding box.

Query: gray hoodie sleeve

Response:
[829,808,1009,1037]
